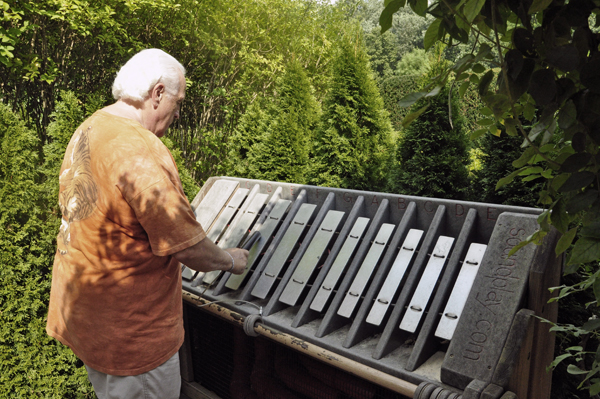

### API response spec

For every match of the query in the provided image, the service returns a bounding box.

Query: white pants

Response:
[85,352,181,399]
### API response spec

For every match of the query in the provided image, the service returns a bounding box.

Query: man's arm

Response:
[172,237,248,274]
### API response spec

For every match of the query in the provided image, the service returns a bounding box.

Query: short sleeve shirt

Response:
[46,110,205,376]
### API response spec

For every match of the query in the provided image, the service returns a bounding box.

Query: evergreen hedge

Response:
[388,85,471,200]
[230,61,320,184]
[309,36,394,191]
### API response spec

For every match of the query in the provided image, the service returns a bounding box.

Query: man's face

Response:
[153,73,185,137]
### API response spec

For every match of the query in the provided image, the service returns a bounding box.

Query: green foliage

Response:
[0,0,163,137]
[357,0,431,81]
[1,0,349,183]
[379,74,421,131]
[226,98,276,179]
[473,130,544,207]
[0,102,93,397]
[309,35,394,191]
[227,61,320,184]
[161,0,348,182]
[161,137,200,200]
[388,85,471,199]
[395,48,430,77]
[381,0,600,393]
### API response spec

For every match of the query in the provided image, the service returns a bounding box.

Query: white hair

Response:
[112,49,186,102]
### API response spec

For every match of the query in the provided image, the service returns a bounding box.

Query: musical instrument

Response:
[180,177,561,399]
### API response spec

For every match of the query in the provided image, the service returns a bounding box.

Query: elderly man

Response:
[46,49,248,399]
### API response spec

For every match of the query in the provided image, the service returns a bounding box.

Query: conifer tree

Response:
[309,35,393,191]
[388,46,471,200]
[229,60,320,184]
[388,84,471,199]
[226,98,275,178]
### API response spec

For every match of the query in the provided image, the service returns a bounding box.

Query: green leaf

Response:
[507,230,545,257]
[594,280,600,309]
[425,86,442,97]
[478,70,494,96]
[458,81,470,97]
[453,54,474,73]
[464,0,487,23]
[424,19,442,51]
[550,353,574,369]
[560,153,592,173]
[523,102,536,121]
[496,167,527,190]
[582,318,600,331]
[567,364,589,375]
[479,106,493,116]
[566,190,598,214]
[470,128,488,140]
[477,118,495,126]
[559,172,596,193]
[581,221,600,239]
[550,198,570,233]
[486,93,511,118]
[402,104,429,127]
[564,261,581,275]
[522,174,541,182]
[529,0,554,13]
[556,227,577,255]
[504,118,518,136]
[455,14,472,37]
[474,44,492,63]
[558,100,577,129]
[412,0,428,16]
[568,237,600,265]
[519,166,543,175]
[472,63,485,73]
[398,92,427,107]
[380,0,407,33]
[512,146,538,168]
[529,69,557,106]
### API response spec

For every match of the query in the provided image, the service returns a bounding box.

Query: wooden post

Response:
[526,228,562,399]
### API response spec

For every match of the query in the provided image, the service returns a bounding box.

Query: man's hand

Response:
[224,248,249,275]
[173,237,249,274]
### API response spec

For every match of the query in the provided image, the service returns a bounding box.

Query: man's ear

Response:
[151,83,166,107]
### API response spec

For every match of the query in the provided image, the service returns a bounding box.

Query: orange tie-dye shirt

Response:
[46,110,205,376]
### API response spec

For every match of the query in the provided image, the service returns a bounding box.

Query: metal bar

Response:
[202,192,268,285]
[435,243,487,340]
[367,229,424,326]
[224,199,292,291]
[316,199,390,338]
[191,179,239,230]
[251,203,316,299]
[372,205,446,360]
[206,188,249,242]
[310,217,370,312]
[217,185,261,247]
[190,188,249,287]
[237,189,309,302]
[337,223,396,319]
[279,210,345,306]
[405,208,478,372]
[399,236,455,333]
